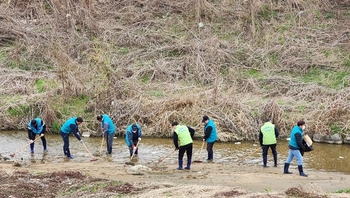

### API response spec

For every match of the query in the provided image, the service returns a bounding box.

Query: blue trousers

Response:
[285,149,303,165]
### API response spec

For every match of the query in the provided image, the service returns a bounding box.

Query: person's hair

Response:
[96,115,102,121]
[31,119,37,126]
[171,121,179,126]
[76,117,83,123]
[202,115,209,123]
[297,120,305,126]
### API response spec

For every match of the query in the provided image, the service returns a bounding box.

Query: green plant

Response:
[329,123,343,134]
[323,49,331,58]
[246,69,260,78]
[148,90,163,97]
[51,121,61,132]
[7,105,29,116]
[141,73,150,83]
[119,47,129,54]
[268,53,278,65]
[343,55,350,67]
[325,12,335,19]
[334,188,350,193]
[36,79,45,93]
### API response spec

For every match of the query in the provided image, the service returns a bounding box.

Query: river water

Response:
[1,131,349,174]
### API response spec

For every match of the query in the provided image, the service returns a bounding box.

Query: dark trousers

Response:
[206,142,215,160]
[178,143,193,161]
[106,133,115,154]
[28,131,47,151]
[60,132,71,157]
[262,144,277,166]
[128,141,139,156]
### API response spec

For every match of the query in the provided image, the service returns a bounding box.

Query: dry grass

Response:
[0,0,350,140]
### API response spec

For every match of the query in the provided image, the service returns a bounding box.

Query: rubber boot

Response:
[30,143,34,153]
[298,165,308,177]
[262,155,267,167]
[185,158,191,170]
[283,163,293,174]
[177,160,183,170]
[273,153,278,167]
[207,151,213,162]
[42,138,48,152]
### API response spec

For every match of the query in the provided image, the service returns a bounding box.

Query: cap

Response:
[202,115,209,123]
[132,124,137,131]
[76,117,83,123]
[31,120,37,126]
[171,121,179,126]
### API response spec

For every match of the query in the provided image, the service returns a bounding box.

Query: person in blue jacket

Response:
[97,114,116,155]
[60,117,83,159]
[202,115,218,162]
[283,120,308,177]
[125,124,142,157]
[27,118,47,153]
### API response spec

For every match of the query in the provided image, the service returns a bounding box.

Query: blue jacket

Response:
[61,117,79,134]
[125,124,142,147]
[27,118,44,134]
[100,114,116,134]
[204,119,217,143]
[289,125,304,149]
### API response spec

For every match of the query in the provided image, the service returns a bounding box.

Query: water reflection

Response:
[1,131,349,174]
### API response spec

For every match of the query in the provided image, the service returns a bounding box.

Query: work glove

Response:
[138,137,141,141]
[79,139,83,144]
[29,140,34,144]
[202,138,205,141]
[40,133,44,137]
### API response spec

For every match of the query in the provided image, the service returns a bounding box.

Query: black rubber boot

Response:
[298,165,308,177]
[263,155,267,167]
[177,160,183,170]
[273,153,277,167]
[283,163,293,174]
[185,158,191,170]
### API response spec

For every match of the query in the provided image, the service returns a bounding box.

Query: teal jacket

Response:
[289,125,304,149]
[61,117,79,134]
[27,118,44,134]
[204,119,217,143]
[100,114,116,134]
[125,124,142,147]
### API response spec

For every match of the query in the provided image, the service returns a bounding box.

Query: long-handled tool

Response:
[130,140,140,160]
[10,136,42,157]
[82,141,98,161]
[193,141,205,163]
[99,136,104,156]
[125,141,141,165]
[241,147,261,162]
[158,149,176,163]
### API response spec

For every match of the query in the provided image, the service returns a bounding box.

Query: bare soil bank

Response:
[1,159,349,198]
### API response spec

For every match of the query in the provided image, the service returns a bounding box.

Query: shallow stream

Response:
[1,131,349,174]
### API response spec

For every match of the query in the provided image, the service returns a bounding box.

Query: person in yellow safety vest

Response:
[172,121,195,170]
[259,119,279,167]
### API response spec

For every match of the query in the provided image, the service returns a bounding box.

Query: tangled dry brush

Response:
[1,0,350,141]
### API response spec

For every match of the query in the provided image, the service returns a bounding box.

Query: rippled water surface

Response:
[1,131,349,174]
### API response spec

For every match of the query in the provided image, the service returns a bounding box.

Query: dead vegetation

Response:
[0,170,144,197]
[0,0,350,140]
